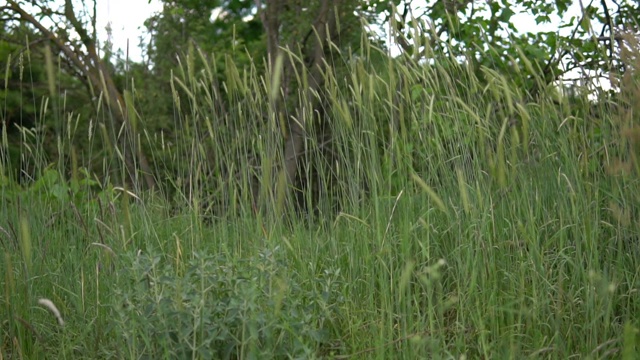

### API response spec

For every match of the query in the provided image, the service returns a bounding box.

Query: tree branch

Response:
[7,0,157,189]
[8,0,94,83]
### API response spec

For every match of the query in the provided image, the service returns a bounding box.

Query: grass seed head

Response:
[38,298,65,327]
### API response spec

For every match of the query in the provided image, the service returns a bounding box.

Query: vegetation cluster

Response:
[1,0,640,358]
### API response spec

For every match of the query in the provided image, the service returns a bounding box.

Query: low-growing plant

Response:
[112,246,344,359]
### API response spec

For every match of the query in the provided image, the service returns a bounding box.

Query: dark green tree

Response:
[389,0,640,95]
[4,0,157,189]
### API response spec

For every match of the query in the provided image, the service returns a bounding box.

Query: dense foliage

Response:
[1,0,640,358]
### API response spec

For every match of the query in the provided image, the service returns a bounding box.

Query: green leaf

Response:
[498,7,515,23]
[580,15,591,33]
[535,15,551,24]
[556,0,571,14]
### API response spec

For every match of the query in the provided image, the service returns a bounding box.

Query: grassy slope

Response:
[1,45,640,359]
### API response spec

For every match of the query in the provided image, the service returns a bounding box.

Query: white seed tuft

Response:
[38,298,65,327]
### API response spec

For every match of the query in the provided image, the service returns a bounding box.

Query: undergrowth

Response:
[1,38,640,359]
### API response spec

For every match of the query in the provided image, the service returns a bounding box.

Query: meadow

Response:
[1,41,639,359]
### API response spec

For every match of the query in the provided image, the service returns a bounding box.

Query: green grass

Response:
[2,41,640,359]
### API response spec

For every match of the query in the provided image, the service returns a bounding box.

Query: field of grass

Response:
[2,42,640,359]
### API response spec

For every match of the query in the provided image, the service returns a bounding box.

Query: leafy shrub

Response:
[112,247,342,359]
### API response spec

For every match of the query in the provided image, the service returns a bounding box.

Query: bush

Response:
[112,247,343,359]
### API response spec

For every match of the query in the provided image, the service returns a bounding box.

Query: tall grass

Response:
[1,36,639,359]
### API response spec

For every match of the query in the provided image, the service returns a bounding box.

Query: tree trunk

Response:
[257,0,341,212]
